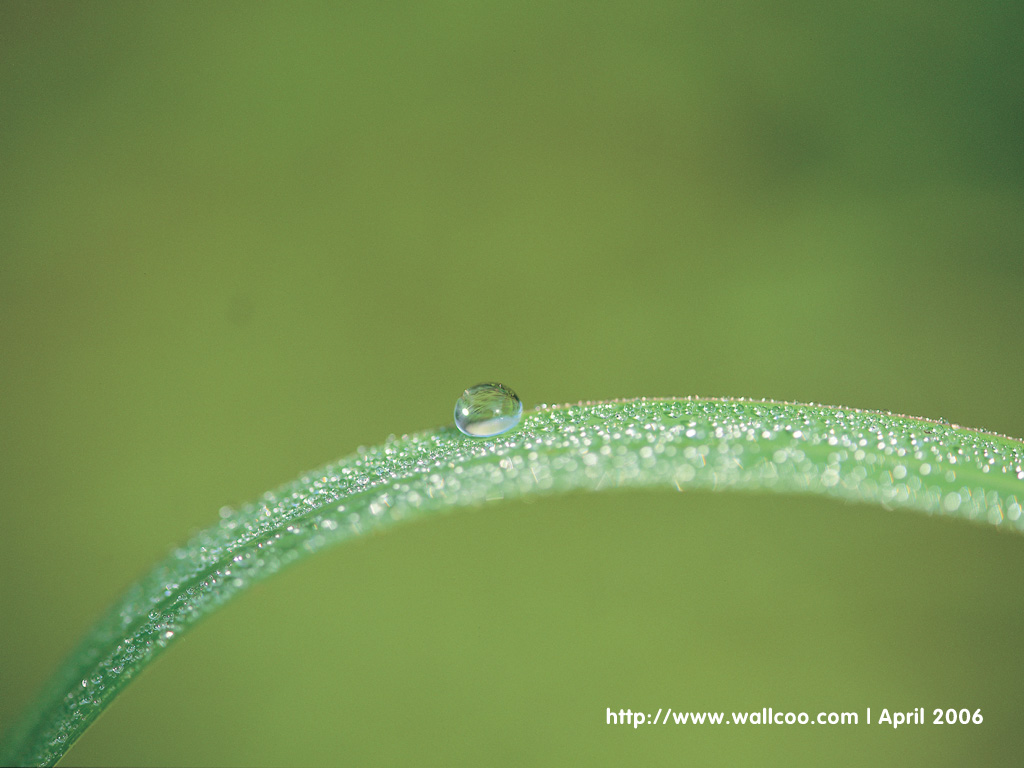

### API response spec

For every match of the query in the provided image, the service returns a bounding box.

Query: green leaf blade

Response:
[3,397,1023,766]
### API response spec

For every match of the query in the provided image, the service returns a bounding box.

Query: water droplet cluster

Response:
[9,397,1024,766]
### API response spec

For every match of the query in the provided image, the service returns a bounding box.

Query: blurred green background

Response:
[2,2,1023,766]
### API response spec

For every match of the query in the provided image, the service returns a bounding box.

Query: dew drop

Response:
[454,382,523,437]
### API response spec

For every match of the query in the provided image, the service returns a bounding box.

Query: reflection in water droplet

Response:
[454,382,523,437]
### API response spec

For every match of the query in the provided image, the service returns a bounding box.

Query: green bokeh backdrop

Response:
[2,3,1022,766]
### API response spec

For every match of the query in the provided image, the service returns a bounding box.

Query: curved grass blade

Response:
[2,397,1023,766]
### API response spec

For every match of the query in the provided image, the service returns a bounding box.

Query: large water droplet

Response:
[454,383,522,437]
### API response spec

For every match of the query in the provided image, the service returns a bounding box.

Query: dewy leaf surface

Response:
[3,397,1023,766]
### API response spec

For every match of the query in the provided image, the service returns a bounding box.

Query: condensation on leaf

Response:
[3,397,1023,766]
